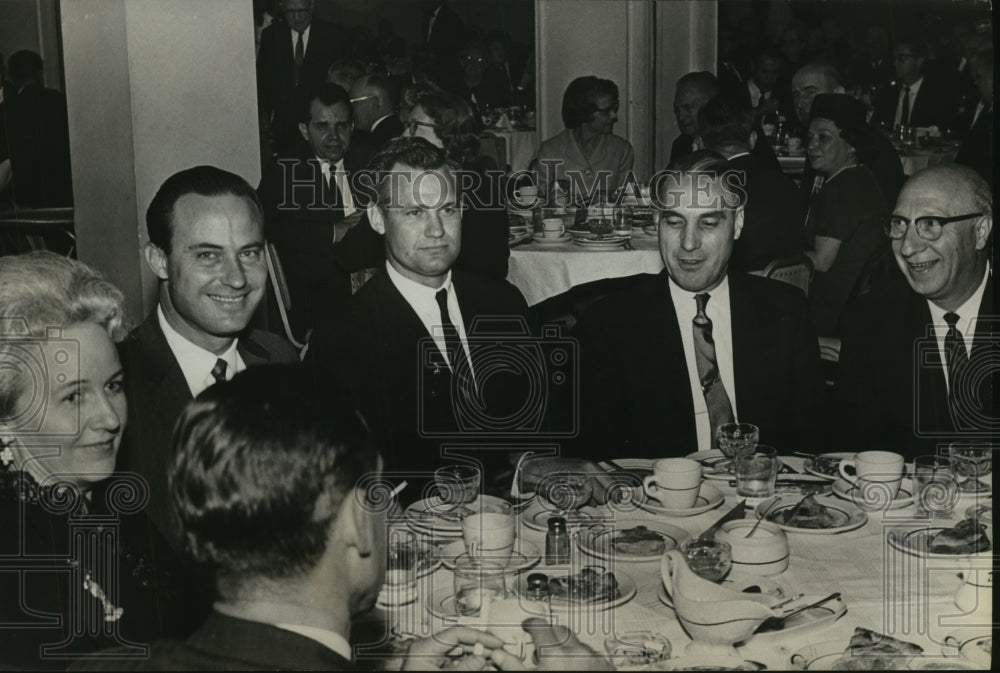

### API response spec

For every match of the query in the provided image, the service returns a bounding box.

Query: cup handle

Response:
[468,541,479,559]
[642,475,659,494]
[838,460,858,484]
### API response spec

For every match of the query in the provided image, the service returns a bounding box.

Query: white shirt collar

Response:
[290,24,311,50]
[157,305,243,397]
[275,623,352,661]
[727,151,751,161]
[927,263,990,358]
[316,156,357,216]
[371,114,394,131]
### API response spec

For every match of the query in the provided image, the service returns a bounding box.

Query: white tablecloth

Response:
[508,233,664,306]
[369,457,992,670]
[779,145,960,178]
[491,129,538,173]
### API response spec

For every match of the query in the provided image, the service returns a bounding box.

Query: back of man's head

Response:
[676,71,719,99]
[698,96,754,153]
[146,165,263,255]
[7,50,43,88]
[170,364,376,597]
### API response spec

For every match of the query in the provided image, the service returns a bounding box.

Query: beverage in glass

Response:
[434,465,481,505]
[385,529,418,606]
[453,556,507,616]
[680,539,732,582]
[948,442,992,493]
[914,455,959,518]
[716,423,760,460]
[735,445,778,502]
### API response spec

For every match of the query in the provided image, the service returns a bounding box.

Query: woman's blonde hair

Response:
[0,252,126,422]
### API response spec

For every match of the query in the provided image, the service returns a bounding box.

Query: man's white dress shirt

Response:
[157,306,245,397]
[926,264,990,394]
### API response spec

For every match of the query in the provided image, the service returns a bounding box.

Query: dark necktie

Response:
[294,30,305,86]
[693,293,736,447]
[210,358,228,385]
[435,289,475,388]
[943,312,969,395]
[901,85,911,126]
[321,163,345,219]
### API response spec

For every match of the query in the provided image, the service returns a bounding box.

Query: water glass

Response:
[680,539,732,582]
[434,465,481,505]
[461,501,516,565]
[914,455,959,518]
[716,423,760,459]
[385,529,418,606]
[453,555,507,616]
[948,442,992,493]
[735,444,778,501]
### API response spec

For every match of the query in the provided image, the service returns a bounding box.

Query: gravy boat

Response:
[661,550,782,656]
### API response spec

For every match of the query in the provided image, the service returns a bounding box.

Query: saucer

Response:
[438,539,541,572]
[532,232,572,244]
[641,483,725,517]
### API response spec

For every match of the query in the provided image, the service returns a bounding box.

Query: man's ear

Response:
[340,486,375,557]
[733,207,745,240]
[144,242,169,281]
[299,122,309,144]
[974,214,993,251]
[368,205,386,235]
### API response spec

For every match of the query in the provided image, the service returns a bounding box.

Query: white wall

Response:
[62,0,260,318]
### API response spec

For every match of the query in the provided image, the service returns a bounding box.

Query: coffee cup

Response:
[643,458,702,509]
[541,218,565,237]
[515,186,539,208]
[839,451,904,499]
[462,502,516,565]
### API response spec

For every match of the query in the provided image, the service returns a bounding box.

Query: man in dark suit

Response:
[349,74,404,148]
[575,153,824,458]
[670,71,779,171]
[78,365,525,671]
[837,165,995,460]
[306,138,538,483]
[791,62,904,207]
[698,96,804,272]
[259,83,379,336]
[118,166,299,544]
[955,49,992,186]
[872,40,958,131]
[257,0,344,153]
[725,48,795,129]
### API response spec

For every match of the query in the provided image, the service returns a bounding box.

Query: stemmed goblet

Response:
[948,443,992,494]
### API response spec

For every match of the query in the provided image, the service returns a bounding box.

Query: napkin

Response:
[494,112,513,131]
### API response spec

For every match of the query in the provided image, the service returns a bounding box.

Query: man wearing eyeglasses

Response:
[871,39,959,131]
[837,165,995,457]
[258,82,378,336]
[349,74,404,149]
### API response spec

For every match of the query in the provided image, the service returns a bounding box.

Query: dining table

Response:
[488,127,539,173]
[507,231,664,307]
[358,454,992,671]
[776,140,961,178]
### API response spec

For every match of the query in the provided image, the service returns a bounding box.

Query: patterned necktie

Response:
[901,85,911,126]
[693,293,736,447]
[210,358,228,385]
[435,289,475,388]
[294,30,305,87]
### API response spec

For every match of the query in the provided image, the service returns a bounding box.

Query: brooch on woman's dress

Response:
[83,570,124,622]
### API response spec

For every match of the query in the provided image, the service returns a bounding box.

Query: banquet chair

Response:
[756,253,814,296]
[478,132,509,173]
[0,207,76,257]
[263,241,308,357]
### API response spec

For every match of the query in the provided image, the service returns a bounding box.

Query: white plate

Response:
[802,452,855,480]
[642,483,726,517]
[752,594,847,642]
[519,500,605,532]
[887,526,993,559]
[531,232,573,244]
[832,478,915,510]
[425,587,464,621]
[508,208,533,219]
[943,629,992,668]
[405,495,509,535]
[577,520,691,562]
[573,238,628,251]
[509,230,533,246]
[686,450,786,481]
[438,539,542,573]
[657,572,794,608]
[514,566,637,610]
[658,657,765,671]
[790,639,960,671]
[756,495,868,534]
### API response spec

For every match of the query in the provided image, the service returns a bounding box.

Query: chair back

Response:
[0,207,76,257]
[478,132,508,172]
[759,253,814,296]
[263,241,307,355]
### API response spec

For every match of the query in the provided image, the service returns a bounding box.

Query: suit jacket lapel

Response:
[135,314,193,408]
[907,291,953,435]
[655,275,698,447]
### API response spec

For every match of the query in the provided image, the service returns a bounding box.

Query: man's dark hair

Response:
[796,62,843,89]
[754,46,784,66]
[896,38,928,60]
[146,166,263,254]
[661,149,748,209]
[7,50,43,86]
[561,76,619,128]
[169,364,376,593]
[698,96,754,148]
[298,81,353,125]
[365,136,461,207]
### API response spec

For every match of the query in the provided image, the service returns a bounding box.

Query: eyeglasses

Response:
[894,53,917,61]
[406,120,439,135]
[884,212,983,241]
[461,56,487,64]
[350,95,377,104]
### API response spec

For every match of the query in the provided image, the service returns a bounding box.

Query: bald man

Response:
[837,165,995,458]
[791,62,904,206]
[349,74,404,148]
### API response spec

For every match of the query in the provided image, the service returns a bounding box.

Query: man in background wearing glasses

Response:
[871,38,958,131]
[837,164,994,458]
